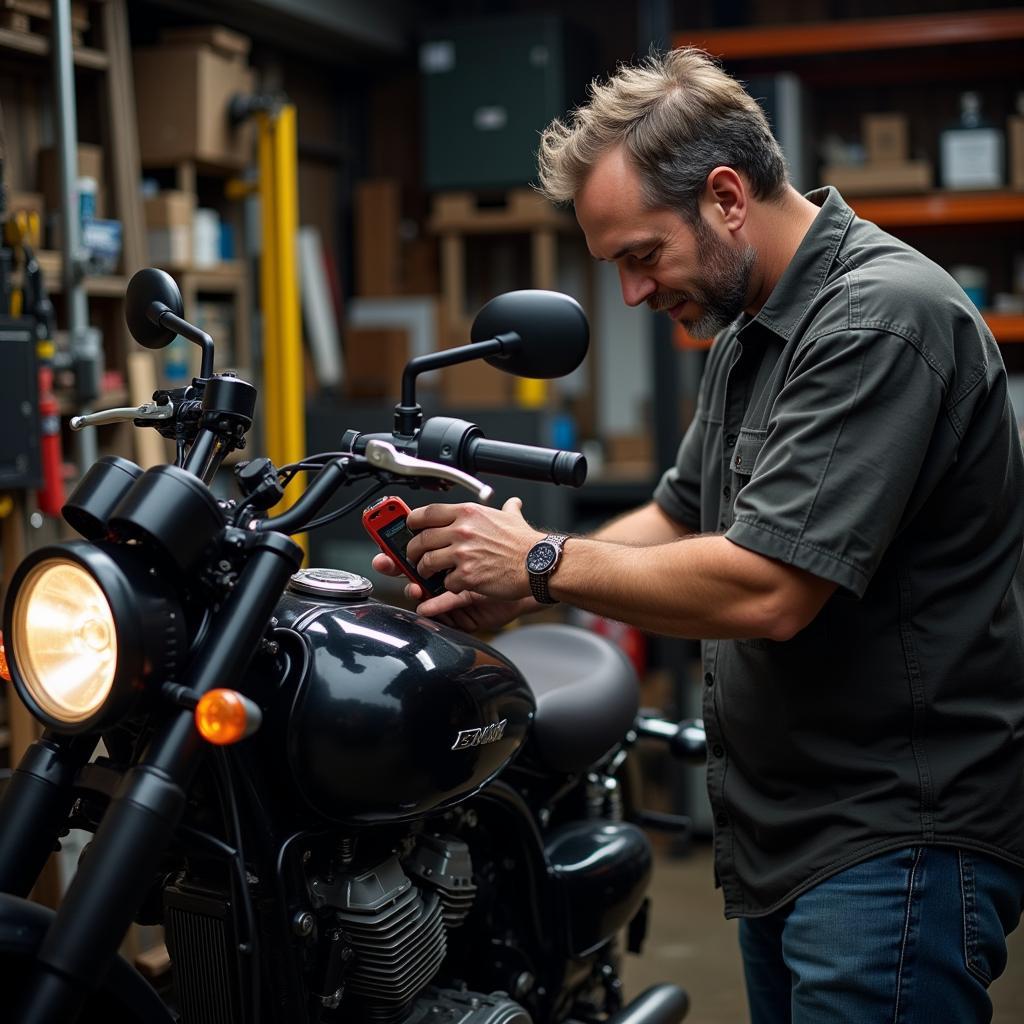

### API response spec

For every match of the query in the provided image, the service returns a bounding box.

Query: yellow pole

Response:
[258,112,281,465]
[273,105,305,472]
[258,104,307,557]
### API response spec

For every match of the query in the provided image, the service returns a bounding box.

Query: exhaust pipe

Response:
[605,984,689,1024]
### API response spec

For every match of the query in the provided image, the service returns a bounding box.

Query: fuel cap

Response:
[287,568,373,600]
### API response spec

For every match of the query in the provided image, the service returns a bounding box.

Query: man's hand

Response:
[405,496,544,601]
[370,551,537,632]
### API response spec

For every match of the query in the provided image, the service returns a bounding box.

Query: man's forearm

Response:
[589,500,693,545]
[548,533,831,641]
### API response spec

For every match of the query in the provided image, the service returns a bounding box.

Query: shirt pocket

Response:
[730,427,767,480]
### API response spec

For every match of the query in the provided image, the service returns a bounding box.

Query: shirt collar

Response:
[744,187,855,342]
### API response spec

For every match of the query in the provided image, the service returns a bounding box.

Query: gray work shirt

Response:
[654,187,1024,918]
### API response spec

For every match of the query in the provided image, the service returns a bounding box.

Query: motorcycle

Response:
[0,268,705,1024]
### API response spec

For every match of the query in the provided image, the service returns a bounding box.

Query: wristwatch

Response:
[525,534,568,605]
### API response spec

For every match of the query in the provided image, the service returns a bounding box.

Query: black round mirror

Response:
[125,268,183,350]
[471,289,589,379]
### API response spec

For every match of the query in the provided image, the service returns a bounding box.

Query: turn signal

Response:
[0,632,10,683]
[195,689,262,745]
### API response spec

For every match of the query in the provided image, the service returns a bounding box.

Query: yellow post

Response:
[258,112,281,465]
[257,104,307,557]
[273,105,305,472]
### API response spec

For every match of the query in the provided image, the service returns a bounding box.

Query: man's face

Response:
[575,146,755,339]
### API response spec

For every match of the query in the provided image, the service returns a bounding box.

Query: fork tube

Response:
[0,733,95,896]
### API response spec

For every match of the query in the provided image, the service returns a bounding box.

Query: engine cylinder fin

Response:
[404,835,478,930]
[338,887,447,1009]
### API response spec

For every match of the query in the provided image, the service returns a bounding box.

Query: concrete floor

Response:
[622,842,1024,1024]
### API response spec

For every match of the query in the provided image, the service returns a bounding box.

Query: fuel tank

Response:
[273,569,535,824]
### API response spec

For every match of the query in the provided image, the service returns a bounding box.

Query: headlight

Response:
[12,560,117,724]
[3,542,186,732]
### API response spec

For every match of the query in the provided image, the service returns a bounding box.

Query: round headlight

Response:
[11,559,118,725]
[3,542,186,732]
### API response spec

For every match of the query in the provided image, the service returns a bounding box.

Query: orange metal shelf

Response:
[675,314,1024,349]
[985,314,1024,344]
[848,192,1024,228]
[673,9,1024,60]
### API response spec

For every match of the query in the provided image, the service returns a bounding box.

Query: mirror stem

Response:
[394,334,518,436]
[147,301,215,378]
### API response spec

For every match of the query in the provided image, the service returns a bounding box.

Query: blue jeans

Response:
[738,847,1024,1024]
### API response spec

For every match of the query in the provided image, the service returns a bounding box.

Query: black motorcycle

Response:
[0,268,704,1024]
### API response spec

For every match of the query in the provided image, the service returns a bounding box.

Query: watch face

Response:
[527,542,558,574]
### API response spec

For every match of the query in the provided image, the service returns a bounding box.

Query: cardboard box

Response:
[354,179,401,297]
[144,191,194,267]
[863,113,909,165]
[160,25,251,59]
[821,160,932,196]
[1009,116,1024,191]
[133,33,255,168]
[37,143,105,218]
[345,327,409,399]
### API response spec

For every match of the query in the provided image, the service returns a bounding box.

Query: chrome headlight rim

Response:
[3,542,147,733]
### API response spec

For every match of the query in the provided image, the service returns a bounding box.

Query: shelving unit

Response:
[672,8,1024,351]
[0,0,149,799]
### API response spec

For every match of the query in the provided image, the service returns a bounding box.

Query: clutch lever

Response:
[364,440,494,503]
[70,401,175,430]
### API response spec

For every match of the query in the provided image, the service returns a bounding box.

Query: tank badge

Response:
[451,719,508,750]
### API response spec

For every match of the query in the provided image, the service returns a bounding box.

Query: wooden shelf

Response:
[0,26,107,70]
[847,192,1024,228]
[673,10,1024,60]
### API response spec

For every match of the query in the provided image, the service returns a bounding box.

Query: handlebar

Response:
[464,436,586,487]
[349,416,587,490]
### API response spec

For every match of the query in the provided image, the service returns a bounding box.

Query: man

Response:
[374,49,1024,1022]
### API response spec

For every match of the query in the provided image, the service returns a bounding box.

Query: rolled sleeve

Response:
[726,328,946,597]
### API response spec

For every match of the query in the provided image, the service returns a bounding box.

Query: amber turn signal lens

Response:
[0,632,10,683]
[194,688,261,745]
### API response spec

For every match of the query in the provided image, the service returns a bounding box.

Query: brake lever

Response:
[70,401,175,430]
[364,440,494,503]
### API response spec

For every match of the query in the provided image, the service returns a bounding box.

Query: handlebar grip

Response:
[465,437,587,487]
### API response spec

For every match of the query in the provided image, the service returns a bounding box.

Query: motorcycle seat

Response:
[489,623,639,774]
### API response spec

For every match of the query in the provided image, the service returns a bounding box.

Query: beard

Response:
[648,217,756,339]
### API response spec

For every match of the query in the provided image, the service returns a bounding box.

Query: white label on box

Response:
[941,129,1005,189]
[473,106,508,131]
[420,41,455,74]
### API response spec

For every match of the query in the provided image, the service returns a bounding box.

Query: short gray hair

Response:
[537,48,788,221]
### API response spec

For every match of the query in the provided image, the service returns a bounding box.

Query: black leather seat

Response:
[489,623,639,774]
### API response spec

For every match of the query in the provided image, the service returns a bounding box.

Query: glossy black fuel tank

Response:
[274,571,535,824]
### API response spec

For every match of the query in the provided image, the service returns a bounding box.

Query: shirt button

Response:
[715,812,729,828]
[725,433,737,448]
[713,744,724,758]
[722,485,731,499]
[704,672,714,687]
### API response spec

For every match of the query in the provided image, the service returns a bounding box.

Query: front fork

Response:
[0,732,96,896]
[6,530,301,1024]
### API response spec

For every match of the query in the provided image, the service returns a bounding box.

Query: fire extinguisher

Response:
[22,238,65,517]
[5,206,65,516]
[36,340,65,517]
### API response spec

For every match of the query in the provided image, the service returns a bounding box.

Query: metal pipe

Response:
[51,0,98,471]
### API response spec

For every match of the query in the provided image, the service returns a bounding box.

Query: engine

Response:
[311,835,482,1022]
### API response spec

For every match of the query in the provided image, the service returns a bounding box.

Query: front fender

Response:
[0,894,173,1024]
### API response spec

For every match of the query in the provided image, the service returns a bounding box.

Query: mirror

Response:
[471,289,589,379]
[125,268,184,350]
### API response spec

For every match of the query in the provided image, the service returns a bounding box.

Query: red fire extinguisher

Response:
[36,341,65,517]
